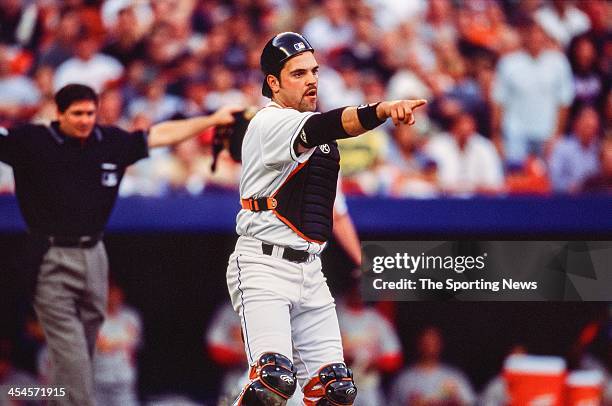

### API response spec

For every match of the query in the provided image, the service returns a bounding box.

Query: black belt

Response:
[262,243,310,263]
[31,232,103,249]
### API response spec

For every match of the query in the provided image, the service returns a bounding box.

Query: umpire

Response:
[0,84,237,405]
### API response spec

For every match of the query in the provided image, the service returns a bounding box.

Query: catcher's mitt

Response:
[211,107,257,171]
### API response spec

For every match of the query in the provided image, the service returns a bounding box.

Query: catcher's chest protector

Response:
[274,142,340,244]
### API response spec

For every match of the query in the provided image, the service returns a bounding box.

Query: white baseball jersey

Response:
[236,101,327,254]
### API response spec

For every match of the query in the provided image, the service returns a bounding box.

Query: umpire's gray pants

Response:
[34,242,108,406]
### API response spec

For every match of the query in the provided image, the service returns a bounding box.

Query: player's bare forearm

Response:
[147,106,239,148]
[341,99,427,136]
[332,209,361,267]
[340,107,364,136]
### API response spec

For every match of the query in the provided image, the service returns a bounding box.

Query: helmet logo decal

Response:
[319,144,330,154]
[294,42,306,51]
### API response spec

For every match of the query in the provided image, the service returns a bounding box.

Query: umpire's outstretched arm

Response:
[295,99,427,154]
[147,106,241,148]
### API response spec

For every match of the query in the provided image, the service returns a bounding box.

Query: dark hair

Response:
[263,69,282,98]
[54,84,98,112]
[567,34,596,73]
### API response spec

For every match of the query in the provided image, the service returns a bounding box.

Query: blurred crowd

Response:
[0,0,610,198]
[1,2,611,404]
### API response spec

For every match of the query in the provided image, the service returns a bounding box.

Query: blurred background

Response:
[0,0,610,404]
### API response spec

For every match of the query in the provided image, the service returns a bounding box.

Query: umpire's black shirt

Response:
[0,121,148,236]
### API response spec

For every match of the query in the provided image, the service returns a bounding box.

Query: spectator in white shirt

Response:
[302,0,354,55]
[53,34,124,93]
[364,0,426,32]
[492,18,574,164]
[426,112,504,196]
[128,78,184,123]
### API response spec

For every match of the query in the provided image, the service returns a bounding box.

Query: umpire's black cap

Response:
[260,32,314,98]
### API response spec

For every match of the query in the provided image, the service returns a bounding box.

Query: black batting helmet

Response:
[260,32,314,98]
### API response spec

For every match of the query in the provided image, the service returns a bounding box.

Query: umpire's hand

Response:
[212,105,244,126]
[376,99,427,126]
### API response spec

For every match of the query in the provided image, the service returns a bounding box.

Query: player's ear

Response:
[267,74,280,94]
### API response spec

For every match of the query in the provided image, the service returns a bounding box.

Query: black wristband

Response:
[357,103,385,130]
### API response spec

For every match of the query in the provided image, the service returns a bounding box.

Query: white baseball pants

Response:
[226,235,344,386]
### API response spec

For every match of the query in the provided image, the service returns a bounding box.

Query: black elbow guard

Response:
[298,107,350,148]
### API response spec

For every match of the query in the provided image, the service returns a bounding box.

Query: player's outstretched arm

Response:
[147,106,241,148]
[295,99,427,154]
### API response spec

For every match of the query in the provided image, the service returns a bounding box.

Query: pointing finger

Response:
[409,99,427,110]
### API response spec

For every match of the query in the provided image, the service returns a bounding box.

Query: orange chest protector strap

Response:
[240,143,340,244]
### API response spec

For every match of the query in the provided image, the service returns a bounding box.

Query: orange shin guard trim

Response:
[303,376,326,399]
